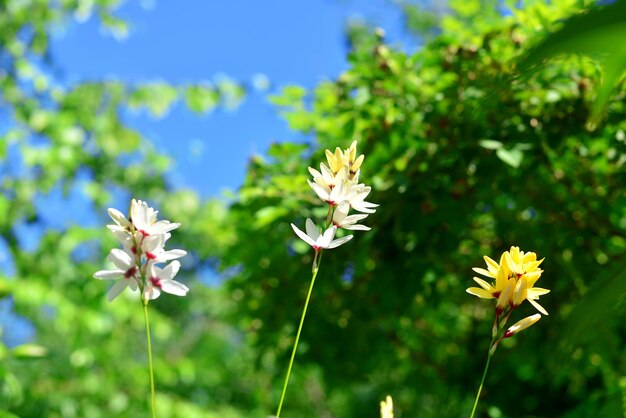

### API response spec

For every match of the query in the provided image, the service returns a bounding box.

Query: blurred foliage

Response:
[519,0,626,126]
[217,1,626,417]
[0,0,260,417]
[1,0,625,418]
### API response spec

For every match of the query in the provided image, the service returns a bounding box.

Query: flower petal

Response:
[472,277,494,291]
[94,269,123,280]
[107,249,133,270]
[144,285,161,301]
[291,223,316,247]
[161,260,182,280]
[527,298,549,315]
[327,234,353,249]
[305,218,320,240]
[472,267,494,278]
[158,249,187,261]
[466,287,494,299]
[142,234,164,253]
[161,280,189,296]
[108,208,129,227]
[107,279,129,302]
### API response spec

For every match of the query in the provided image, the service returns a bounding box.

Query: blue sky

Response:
[50,0,412,197]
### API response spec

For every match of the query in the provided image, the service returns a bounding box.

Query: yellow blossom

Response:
[467,246,550,314]
[380,395,394,418]
[324,140,364,179]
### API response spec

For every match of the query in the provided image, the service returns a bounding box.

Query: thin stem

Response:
[275,252,322,418]
[470,349,493,418]
[143,300,157,418]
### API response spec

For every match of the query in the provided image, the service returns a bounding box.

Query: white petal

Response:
[291,223,316,247]
[343,224,370,231]
[307,180,330,201]
[107,279,129,302]
[94,269,123,280]
[108,228,131,246]
[161,260,181,280]
[107,208,129,227]
[107,249,133,270]
[327,234,353,249]
[344,213,368,222]
[305,218,320,240]
[161,280,189,296]
[319,225,337,247]
[157,249,187,261]
[131,199,150,230]
[151,220,180,234]
[308,166,322,179]
[128,278,139,291]
[143,285,161,301]
[142,234,164,253]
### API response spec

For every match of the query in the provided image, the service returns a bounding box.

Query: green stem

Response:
[470,350,492,418]
[143,300,157,418]
[275,251,322,418]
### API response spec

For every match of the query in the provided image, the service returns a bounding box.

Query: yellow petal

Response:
[496,279,515,311]
[472,277,495,291]
[527,287,550,297]
[524,260,543,272]
[512,276,528,307]
[467,287,495,299]
[472,267,495,278]
[522,252,537,263]
[483,255,499,271]
[528,298,549,315]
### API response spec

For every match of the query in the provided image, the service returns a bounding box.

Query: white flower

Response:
[141,233,187,262]
[332,202,370,231]
[291,218,353,251]
[93,248,140,301]
[130,199,180,236]
[307,164,348,194]
[307,177,352,207]
[346,183,378,214]
[143,260,189,301]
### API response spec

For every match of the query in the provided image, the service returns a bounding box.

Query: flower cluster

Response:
[94,199,189,302]
[291,141,377,251]
[467,246,549,315]
[467,246,549,339]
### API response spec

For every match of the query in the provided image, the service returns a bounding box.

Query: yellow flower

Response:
[380,395,394,418]
[324,140,364,179]
[466,246,550,315]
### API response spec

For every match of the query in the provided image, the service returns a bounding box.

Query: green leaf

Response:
[478,139,502,150]
[496,148,523,168]
[185,85,220,113]
[254,206,289,229]
[518,1,626,125]
[11,344,47,359]
[129,83,179,117]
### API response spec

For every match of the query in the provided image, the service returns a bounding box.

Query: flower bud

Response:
[504,314,541,338]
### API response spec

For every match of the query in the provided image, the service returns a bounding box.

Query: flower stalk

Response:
[466,247,549,417]
[94,199,189,418]
[143,299,157,418]
[275,251,322,418]
[277,141,377,416]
